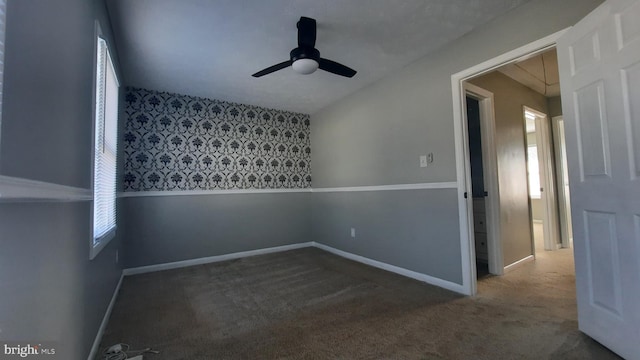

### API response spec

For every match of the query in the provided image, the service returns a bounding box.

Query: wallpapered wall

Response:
[122,87,312,191]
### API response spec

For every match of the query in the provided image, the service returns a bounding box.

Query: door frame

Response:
[524,106,561,251]
[451,28,569,295]
[551,115,573,249]
[463,83,503,276]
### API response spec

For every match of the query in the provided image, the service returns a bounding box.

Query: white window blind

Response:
[93,37,119,245]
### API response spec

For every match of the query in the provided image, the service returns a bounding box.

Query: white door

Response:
[529,109,560,251]
[557,0,640,358]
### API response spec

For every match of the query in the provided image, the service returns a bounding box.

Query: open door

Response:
[557,0,640,358]
[552,116,574,249]
[525,107,560,251]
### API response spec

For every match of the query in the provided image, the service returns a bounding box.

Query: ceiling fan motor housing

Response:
[290,47,320,62]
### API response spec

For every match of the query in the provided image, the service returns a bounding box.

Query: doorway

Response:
[524,106,562,254]
[467,95,490,277]
[463,83,501,279]
[453,31,575,295]
[465,50,571,271]
[453,2,640,356]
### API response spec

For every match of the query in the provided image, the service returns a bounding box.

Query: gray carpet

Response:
[98,247,620,359]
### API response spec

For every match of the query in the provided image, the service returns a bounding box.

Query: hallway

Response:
[475,230,619,358]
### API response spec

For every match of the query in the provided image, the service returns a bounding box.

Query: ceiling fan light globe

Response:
[292,58,319,74]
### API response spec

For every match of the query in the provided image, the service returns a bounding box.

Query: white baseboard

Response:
[121,242,465,295]
[123,242,314,276]
[88,272,124,360]
[312,242,466,295]
[504,255,535,273]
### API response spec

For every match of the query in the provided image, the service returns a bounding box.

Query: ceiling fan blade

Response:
[297,16,316,48]
[252,60,293,77]
[318,58,357,78]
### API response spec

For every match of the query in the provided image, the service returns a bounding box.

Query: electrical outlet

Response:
[350,228,356,238]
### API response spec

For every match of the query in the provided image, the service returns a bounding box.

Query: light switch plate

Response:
[420,155,428,168]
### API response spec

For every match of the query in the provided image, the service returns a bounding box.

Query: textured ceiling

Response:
[107,0,532,115]
[498,48,560,97]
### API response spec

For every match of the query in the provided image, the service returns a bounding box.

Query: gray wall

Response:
[0,203,122,359]
[311,0,601,284]
[123,192,311,268]
[469,71,549,266]
[0,1,124,359]
[312,189,461,283]
[2,1,95,187]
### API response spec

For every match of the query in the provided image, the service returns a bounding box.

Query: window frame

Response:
[90,22,119,260]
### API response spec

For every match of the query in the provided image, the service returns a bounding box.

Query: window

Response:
[525,111,541,199]
[91,35,119,259]
[527,145,541,199]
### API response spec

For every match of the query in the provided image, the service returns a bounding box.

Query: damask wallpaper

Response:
[122,87,311,191]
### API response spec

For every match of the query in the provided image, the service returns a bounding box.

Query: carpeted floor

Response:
[98,246,621,359]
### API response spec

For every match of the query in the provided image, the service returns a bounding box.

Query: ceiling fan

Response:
[252,16,357,78]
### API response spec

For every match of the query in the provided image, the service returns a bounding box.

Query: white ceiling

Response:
[107,0,532,115]
[498,48,560,97]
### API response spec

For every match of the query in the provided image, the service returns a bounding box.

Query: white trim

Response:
[119,188,312,198]
[313,242,467,295]
[552,116,573,249]
[451,28,569,296]
[451,29,568,83]
[463,83,504,277]
[311,182,457,193]
[0,175,92,202]
[452,69,475,296]
[504,255,535,273]
[123,242,314,276]
[90,227,116,260]
[120,241,466,295]
[118,182,458,198]
[87,272,123,360]
[532,219,544,224]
